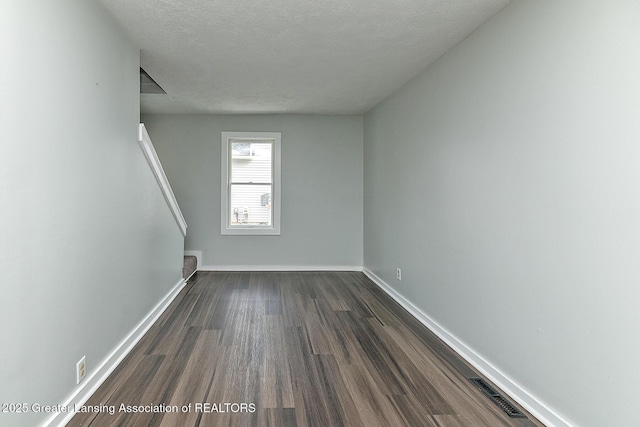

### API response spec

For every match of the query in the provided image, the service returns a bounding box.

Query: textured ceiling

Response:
[99,0,510,115]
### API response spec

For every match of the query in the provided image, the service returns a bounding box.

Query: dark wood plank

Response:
[67,271,543,427]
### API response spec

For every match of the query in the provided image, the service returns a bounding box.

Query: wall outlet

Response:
[76,356,86,384]
[396,268,402,281]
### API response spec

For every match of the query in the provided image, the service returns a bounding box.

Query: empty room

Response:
[1,1,639,426]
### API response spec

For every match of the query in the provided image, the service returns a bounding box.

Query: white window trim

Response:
[221,131,281,235]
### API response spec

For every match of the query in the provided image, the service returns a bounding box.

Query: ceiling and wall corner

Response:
[98,0,510,115]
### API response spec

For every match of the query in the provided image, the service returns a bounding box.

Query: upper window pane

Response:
[230,141,272,184]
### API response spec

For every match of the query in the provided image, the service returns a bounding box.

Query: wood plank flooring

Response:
[68,271,543,427]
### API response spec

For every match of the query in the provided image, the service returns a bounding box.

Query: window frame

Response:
[220,131,281,235]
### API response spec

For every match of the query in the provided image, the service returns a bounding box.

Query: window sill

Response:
[221,227,281,236]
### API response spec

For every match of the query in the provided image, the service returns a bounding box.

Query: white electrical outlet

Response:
[396,268,402,281]
[76,356,86,384]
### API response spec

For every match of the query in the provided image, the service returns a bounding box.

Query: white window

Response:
[221,132,281,235]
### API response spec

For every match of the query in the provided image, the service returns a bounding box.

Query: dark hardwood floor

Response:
[69,271,543,426]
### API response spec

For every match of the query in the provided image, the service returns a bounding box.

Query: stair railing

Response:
[138,123,187,237]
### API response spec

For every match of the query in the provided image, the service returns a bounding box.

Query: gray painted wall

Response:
[0,2,184,426]
[142,114,363,268]
[363,1,640,426]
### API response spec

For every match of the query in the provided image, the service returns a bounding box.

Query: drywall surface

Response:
[363,1,640,426]
[142,114,363,269]
[0,1,184,426]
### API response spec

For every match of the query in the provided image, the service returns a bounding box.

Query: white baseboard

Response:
[199,265,363,272]
[185,269,197,281]
[44,278,187,427]
[184,250,202,269]
[362,268,572,427]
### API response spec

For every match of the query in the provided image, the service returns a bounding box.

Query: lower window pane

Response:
[230,184,272,226]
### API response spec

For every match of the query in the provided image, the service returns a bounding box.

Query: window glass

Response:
[221,132,281,235]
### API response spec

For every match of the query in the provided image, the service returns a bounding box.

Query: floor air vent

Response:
[468,378,527,419]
